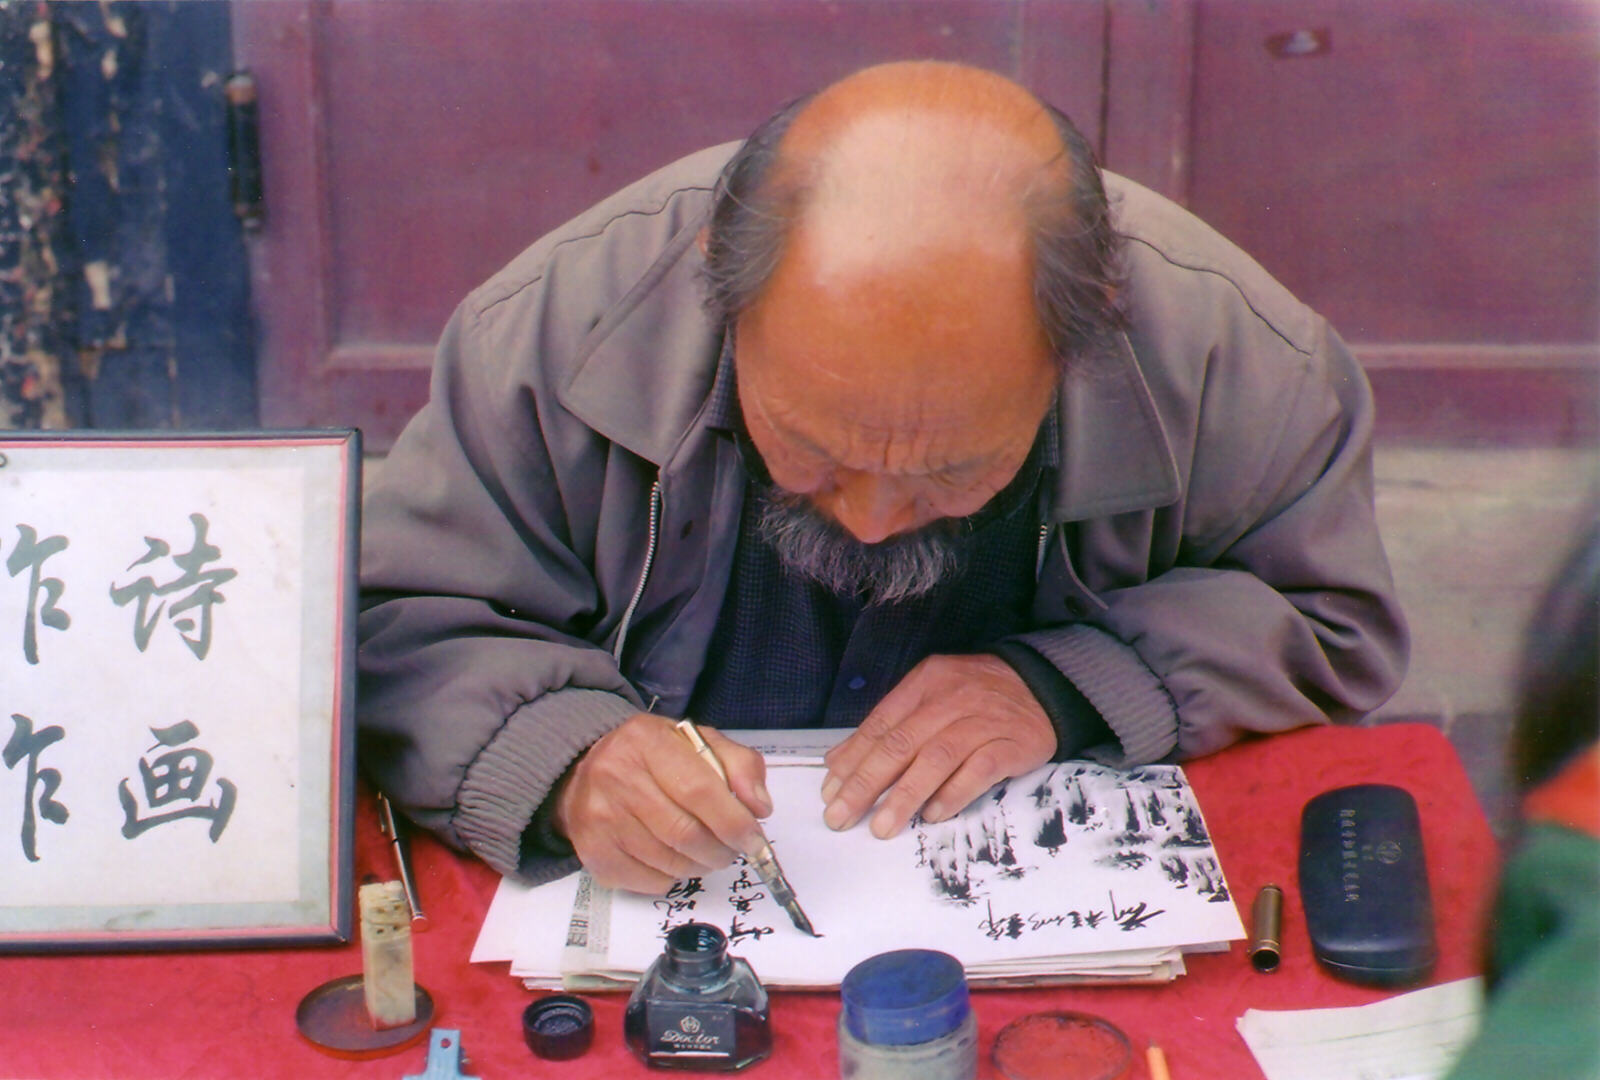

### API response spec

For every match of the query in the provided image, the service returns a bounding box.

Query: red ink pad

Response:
[991,1011,1133,1080]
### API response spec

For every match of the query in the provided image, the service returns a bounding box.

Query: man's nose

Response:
[824,472,919,544]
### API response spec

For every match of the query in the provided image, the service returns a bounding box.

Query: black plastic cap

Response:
[522,994,595,1061]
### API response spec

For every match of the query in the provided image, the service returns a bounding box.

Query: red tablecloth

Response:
[0,723,1497,1079]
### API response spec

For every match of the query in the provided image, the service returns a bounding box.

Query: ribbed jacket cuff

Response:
[1008,623,1177,765]
[454,687,637,884]
[987,641,1111,761]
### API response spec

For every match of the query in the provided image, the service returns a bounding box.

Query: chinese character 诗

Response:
[3,713,69,862]
[5,524,71,665]
[117,720,237,842]
[109,513,238,659]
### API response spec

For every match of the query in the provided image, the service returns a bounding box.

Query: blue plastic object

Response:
[839,949,971,1046]
[402,1029,480,1080]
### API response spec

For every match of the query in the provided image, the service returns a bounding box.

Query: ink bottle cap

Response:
[840,949,970,1046]
[522,994,594,1060]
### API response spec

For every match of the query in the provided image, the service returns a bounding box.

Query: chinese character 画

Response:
[118,720,237,842]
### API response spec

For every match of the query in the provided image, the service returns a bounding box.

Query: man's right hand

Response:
[553,714,772,894]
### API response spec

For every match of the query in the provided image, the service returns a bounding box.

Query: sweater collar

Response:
[560,223,1179,521]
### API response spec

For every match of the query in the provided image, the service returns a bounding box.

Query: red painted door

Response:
[234,0,1598,449]
[1177,0,1599,444]
[232,1,1108,449]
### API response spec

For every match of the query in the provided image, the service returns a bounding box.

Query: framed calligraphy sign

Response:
[0,431,359,950]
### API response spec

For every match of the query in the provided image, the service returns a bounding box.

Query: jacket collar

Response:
[1048,331,1181,520]
[561,224,1180,521]
[560,220,723,470]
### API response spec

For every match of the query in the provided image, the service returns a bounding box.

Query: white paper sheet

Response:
[592,760,1245,987]
[470,869,579,965]
[1237,977,1485,1080]
[717,726,850,765]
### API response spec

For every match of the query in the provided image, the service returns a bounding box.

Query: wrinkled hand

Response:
[820,653,1056,839]
[554,714,771,894]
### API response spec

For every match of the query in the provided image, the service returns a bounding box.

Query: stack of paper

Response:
[474,733,1245,991]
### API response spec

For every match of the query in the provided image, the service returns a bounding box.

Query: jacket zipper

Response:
[611,479,662,665]
[1035,522,1052,580]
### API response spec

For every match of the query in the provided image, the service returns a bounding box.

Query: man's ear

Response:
[695,226,710,257]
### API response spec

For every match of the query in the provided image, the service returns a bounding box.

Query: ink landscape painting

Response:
[569,760,1247,988]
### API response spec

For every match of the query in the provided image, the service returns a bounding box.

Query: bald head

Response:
[705,61,1121,371]
[774,62,1068,273]
[703,62,1122,552]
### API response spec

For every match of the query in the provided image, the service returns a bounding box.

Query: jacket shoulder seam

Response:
[1123,233,1315,359]
[468,184,717,323]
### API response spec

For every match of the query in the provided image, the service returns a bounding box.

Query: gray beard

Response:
[752,486,966,605]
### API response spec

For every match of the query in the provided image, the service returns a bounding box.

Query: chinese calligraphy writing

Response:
[3,512,240,664]
[978,891,1166,941]
[656,859,778,945]
[723,861,775,943]
[3,713,69,861]
[3,714,240,862]
[654,877,706,934]
[118,720,237,842]
[725,916,775,945]
[4,525,71,665]
[109,513,238,659]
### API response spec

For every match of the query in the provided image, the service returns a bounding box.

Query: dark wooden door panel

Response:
[234,1,1107,448]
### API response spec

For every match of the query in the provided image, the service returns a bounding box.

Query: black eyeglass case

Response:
[1298,783,1437,987]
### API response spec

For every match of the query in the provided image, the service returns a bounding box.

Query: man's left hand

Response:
[820,653,1056,839]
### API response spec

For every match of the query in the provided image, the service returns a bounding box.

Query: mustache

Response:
[751,485,967,605]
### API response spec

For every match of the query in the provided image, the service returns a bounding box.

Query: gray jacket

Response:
[357,143,1408,884]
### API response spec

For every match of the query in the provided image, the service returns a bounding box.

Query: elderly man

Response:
[357,61,1407,892]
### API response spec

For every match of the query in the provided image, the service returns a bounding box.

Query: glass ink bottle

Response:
[624,922,772,1071]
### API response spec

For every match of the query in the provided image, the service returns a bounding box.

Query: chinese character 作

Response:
[108,513,238,659]
[4,524,71,666]
[118,720,237,842]
[3,713,70,862]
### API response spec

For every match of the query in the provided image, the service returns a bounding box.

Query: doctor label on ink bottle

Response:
[624,921,772,1071]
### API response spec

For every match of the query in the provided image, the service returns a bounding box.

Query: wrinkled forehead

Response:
[736,221,1054,403]
[736,329,1047,443]
[734,251,1057,473]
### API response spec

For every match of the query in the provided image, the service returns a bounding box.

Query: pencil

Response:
[1147,1044,1172,1080]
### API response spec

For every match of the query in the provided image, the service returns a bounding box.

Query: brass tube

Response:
[1249,884,1284,972]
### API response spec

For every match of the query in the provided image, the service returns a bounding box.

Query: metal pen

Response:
[376,791,429,931]
[674,719,820,937]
